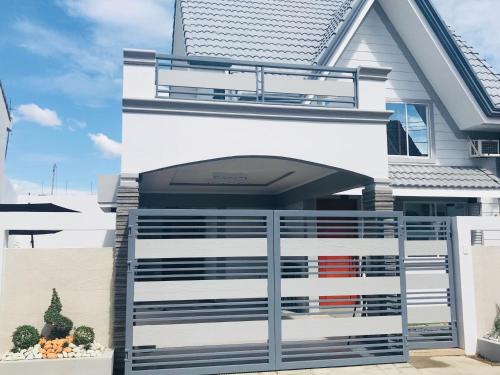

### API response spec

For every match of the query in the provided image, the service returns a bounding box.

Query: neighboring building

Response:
[104,0,500,217]
[0,82,14,204]
[7,193,116,249]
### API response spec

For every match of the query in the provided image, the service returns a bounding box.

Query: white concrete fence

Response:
[0,211,116,352]
[452,216,500,355]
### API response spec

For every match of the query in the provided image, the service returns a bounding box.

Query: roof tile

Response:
[451,30,500,108]
[179,0,355,64]
[389,164,500,189]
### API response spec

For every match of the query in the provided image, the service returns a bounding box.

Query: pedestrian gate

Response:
[125,210,415,374]
[404,217,458,349]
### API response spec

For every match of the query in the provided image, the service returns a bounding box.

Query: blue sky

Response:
[1,0,499,195]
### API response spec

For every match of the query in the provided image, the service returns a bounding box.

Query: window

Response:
[386,103,429,157]
[403,202,468,217]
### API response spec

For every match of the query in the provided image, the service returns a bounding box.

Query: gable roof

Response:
[414,0,500,117]
[389,164,500,190]
[177,0,356,65]
[175,0,500,116]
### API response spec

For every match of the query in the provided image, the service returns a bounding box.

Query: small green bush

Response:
[73,326,95,346]
[495,316,500,334]
[12,325,39,350]
[53,315,73,338]
[44,288,63,325]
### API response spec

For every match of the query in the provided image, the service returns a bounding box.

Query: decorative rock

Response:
[0,341,107,362]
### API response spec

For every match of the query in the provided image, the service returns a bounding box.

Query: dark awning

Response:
[0,203,79,213]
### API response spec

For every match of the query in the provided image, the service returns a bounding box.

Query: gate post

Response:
[398,213,409,362]
[112,174,139,375]
[362,179,394,211]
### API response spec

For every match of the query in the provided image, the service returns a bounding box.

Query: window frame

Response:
[386,100,434,162]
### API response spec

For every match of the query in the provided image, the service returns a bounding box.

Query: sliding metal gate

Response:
[274,211,408,370]
[125,209,408,375]
[404,217,458,349]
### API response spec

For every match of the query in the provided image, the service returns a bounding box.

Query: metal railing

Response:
[155,55,358,108]
[403,216,450,241]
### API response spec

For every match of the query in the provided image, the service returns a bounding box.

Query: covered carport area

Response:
[138,156,374,210]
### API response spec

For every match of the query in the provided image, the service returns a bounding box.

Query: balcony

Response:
[121,50,393,179]
[154,55,359,108]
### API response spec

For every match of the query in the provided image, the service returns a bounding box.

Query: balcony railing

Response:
[155,55,358,108]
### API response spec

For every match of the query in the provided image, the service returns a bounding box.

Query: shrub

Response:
[43,288,74,339]
[12,325,39,350]
[44,288,62,325]
[73,326,95,346]
[53,315,73,338]
[495,316,500,334]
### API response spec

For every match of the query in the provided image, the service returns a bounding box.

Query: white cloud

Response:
[13,0,174,107]
[88,132,122,158]
[434,0,500,72]
[67,118,87,131]
[13,104,62,127]
[59,0,174,48]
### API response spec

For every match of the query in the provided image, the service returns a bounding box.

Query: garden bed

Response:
[0,349,113,375]
[478,337,500,363]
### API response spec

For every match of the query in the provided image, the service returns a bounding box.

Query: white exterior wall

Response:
[122,52,392,180]
[452,217,500,355]
[122,112,389,179]
[336,9,494,170]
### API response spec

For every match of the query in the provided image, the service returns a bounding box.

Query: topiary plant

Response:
[73,326,95,347]
[495,315,500,335]
[12,325,39,351]
[53,315,73,338]
[42,288,73,339]
[44,288,62,325]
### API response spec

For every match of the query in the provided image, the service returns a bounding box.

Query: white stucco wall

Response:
[472,246,500,339]
[0,247,114,352]
[122,111,390,179]
[452,217,500,355]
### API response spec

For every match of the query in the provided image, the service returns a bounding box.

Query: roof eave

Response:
[414,0,500,118]
[316,0,369,66]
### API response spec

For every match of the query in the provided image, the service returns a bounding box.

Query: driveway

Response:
[236,352,500,374]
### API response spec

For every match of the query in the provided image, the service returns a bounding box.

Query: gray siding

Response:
[336,9,474,167]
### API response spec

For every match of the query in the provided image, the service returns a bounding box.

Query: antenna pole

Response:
[51,164,57,195]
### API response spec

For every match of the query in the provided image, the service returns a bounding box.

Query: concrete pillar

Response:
[362,179,394,211]
[480,197,500,216]
[112,174,139,375]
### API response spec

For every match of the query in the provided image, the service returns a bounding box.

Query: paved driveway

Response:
[236,354,500,375]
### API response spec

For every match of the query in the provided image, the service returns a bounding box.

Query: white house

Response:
[103,1,500,373]
[102,0,500,218]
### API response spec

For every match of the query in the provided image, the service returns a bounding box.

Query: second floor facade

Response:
[120,0,500,202]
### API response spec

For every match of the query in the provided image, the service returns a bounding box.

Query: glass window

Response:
[404,202,434,216]
[386,103,429,157]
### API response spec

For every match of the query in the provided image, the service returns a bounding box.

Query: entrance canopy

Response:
[139,156,372,208]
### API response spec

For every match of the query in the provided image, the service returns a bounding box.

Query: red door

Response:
[316,198,359,307]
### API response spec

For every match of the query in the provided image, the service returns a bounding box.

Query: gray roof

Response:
[452,31,500,108]
[178,0,355,64]
[177,0,500,112]
[389,164,500,189]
